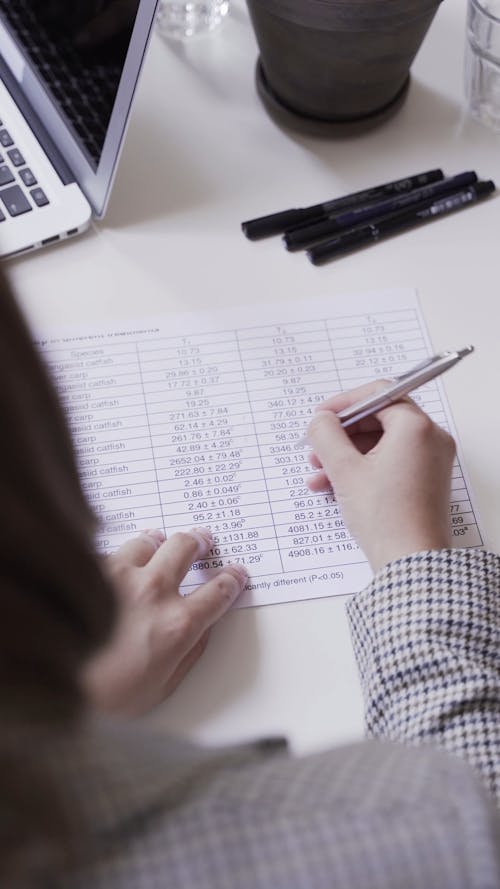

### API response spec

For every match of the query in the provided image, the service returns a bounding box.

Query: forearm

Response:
[347,548,500,803]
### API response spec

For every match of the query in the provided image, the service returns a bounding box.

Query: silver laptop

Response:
[0,0,158,257]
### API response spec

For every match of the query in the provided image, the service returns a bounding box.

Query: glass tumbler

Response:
[465,0,500,131]
[156,0,229,39]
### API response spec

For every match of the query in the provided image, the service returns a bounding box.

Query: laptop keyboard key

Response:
[0,185,32,216]
[19,168,37,187]
[0,129,14,147]
[0,165,14,186]
[7,148,25,167]
[30,187,49,207]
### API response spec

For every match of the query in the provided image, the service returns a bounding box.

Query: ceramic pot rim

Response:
[247,0,444,32]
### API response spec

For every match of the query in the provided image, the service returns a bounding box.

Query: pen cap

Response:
[242,207,322,239]
[473,179,496,197]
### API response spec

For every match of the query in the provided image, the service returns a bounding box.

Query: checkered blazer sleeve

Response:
[346,548,500,804]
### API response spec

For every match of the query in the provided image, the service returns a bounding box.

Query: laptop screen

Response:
[0,0,158,215]
[0,1,141,170]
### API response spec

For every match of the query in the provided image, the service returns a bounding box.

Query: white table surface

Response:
[8,0,500,754]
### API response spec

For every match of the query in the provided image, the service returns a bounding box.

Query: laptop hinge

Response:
[0,53,75,186]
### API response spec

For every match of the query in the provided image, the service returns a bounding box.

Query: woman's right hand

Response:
[306,384,457,574]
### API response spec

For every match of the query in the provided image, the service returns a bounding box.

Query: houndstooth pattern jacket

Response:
[22,548,500,888]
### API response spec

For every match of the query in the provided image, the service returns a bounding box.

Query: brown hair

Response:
[0,268,117,884]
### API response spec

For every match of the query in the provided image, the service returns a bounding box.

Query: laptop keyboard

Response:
[0,120,49,220]
[0,0,122,168]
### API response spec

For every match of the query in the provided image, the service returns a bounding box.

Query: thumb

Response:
[307,410,362,487]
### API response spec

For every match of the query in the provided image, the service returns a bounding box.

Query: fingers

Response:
[371,396,432,439]
[306,381,425,462]
[307,470,331,493]
[110,529,166,569]
[145,527,213,589]
[154,564,248,694]
[315,381,421,437]
[309,452,322,469]
[184,564,249,635]
[307,410,363,485]
[162,630,211,698]
[309,428,381,468]
[307,427,383,490]
[153,565,247,673]
[374,399,457,467]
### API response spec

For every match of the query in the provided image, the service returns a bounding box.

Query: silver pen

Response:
[300,345,474,442]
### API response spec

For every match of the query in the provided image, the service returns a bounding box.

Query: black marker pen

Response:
[283,171,478,251]
[241,169,444,240]
[307,180,496,265]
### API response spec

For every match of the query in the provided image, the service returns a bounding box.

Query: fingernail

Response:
[189,526,213,553]
[144,529,165,546]
[228,563,249,587]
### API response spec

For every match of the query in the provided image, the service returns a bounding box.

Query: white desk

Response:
[9,0,500,754]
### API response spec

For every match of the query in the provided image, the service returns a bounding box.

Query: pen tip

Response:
[458,345,474,358]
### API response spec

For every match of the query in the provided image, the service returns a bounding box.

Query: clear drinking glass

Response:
[465,0,500,131]
[156,0,229,40]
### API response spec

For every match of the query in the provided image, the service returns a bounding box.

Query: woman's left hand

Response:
[82,528,248,715]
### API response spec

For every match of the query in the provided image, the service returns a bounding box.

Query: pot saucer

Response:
[255,59,411,138]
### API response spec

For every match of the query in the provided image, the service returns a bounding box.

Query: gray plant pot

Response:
[246,0,443,128]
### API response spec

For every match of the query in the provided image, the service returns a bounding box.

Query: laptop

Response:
[0,0,159,257]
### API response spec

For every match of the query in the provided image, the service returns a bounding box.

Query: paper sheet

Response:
[35,287,483,607]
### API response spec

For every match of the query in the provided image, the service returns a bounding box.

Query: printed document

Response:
[35,288,482,607]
